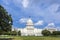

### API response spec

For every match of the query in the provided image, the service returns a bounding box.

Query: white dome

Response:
[26,18,34,25]
[27,18,33,23]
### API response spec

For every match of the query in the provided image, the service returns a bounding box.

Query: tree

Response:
[42,30,51,36]
[10,31,17,36]
[0,5,13,34]
[52,31,60,36]
[18,31,21,36]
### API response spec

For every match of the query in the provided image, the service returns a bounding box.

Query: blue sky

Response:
[0,0,60,29]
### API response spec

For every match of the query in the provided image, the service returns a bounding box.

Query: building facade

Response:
[12,18,57,36]
[20,18,43,36]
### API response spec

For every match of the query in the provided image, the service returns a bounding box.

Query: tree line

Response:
[42,30,60,36]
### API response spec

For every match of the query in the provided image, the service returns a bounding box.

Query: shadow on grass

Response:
[0,38,13,40]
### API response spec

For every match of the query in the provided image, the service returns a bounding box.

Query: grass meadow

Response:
[0,36,60,40]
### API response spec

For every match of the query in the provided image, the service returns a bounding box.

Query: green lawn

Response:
[0,36,60,40]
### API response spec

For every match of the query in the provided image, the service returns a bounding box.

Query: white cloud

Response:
[13,0,29,8]
[45,23,55,29]
[47,4,59,13]
[35,20,44,26]
[19,18,44,26]
[22,0,29,8]
[19,18,28,23]
[43,4,60,23]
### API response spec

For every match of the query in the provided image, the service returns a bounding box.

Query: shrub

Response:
[42,30,51,36]
[18,31,21,36]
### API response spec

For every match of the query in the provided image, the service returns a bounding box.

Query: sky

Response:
[0,0,60,29]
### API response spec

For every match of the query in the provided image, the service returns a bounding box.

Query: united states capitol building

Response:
[12,18,57,36]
